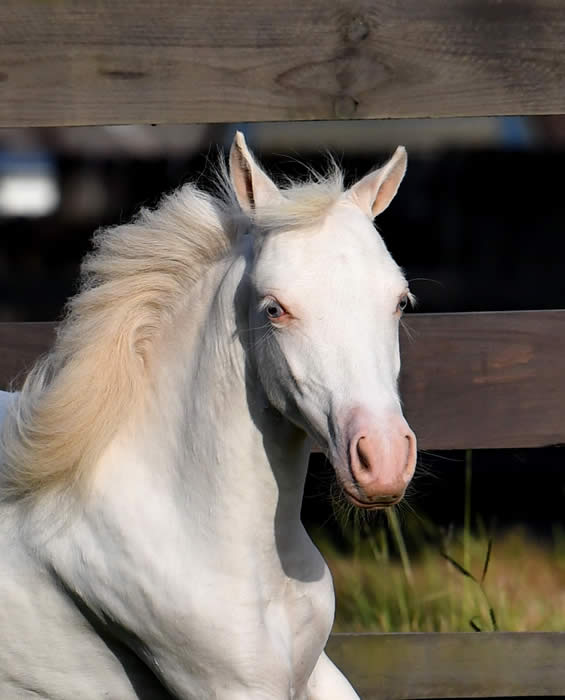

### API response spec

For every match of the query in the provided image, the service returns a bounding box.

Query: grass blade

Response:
[481,537,493,584]
[463,450,472,572]
[440,551,478,584]
[387,509,414,586]
[489,606,498,631]
[469,617,482,632]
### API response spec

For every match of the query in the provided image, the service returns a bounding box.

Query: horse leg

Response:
[306,651,360,700]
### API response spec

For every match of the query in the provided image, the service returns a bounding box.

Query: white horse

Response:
[0,132,416,699]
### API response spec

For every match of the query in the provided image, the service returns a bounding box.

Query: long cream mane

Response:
[0,163,344,500]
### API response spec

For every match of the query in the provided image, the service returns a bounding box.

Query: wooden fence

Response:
[2,311,565,450]
[3,0,565,125]
[2,1,565,697]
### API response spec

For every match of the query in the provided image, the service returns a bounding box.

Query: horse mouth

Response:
[342,488,402,510]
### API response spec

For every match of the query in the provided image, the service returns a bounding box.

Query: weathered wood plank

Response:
[399,310,565,450]
[328,632,565,698]
[2,0,565,126]
[2,311,565,449]
[0,322,55,390]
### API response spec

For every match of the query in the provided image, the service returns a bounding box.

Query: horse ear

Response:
[229,131,282,213]
[347,146,407,218]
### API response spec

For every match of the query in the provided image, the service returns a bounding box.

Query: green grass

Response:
[313,518,565,633]
[310,450,565,633]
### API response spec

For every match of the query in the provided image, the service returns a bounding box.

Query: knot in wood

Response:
[347,17,370,43]
[334,95,358,119]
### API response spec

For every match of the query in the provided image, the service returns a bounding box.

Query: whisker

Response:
[234,322,273,337]
[253,327,276,350]
[417,450,463,462]
[407,277,444,288]
[400,318,417,343]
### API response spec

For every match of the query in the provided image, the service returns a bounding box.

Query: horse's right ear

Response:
[229,131,282,213]
[347,146,407,219]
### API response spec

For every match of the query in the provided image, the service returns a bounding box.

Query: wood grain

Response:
[399,310,565,449]
[328,632,565,698]
[2,311,564,450]
[106,631,565,697]
[2,0,565,126]
[0,322,55,391]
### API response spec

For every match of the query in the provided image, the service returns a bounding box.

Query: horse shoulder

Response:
[0,514,158,699]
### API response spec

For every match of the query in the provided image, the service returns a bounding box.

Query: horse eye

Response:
[265,300,285,319]
[397,295,409,313]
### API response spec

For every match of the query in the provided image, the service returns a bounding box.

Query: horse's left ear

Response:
[347,146,407,218]
[229,131,282,213]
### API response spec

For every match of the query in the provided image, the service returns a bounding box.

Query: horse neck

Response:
[108,249,312,560]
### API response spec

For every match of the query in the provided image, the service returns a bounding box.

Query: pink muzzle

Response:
[342,408,416,508]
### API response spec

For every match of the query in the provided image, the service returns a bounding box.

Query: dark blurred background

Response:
[1,117,564,542]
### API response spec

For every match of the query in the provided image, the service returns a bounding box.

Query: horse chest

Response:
[261,569,335,694]
[179,560,334,697]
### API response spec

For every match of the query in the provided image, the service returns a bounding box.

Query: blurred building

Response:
[1,116,562,322]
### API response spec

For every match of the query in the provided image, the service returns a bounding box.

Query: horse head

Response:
[230,132,416,510]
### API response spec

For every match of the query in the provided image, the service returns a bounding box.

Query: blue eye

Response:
[397,295,409,313]
[265,299,285,319]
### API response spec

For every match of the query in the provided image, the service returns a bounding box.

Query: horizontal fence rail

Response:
[399,310,565,450]
[328,632,565,698]
[2,0,565,127]
[2,310,564,450]
[26,632,563,699]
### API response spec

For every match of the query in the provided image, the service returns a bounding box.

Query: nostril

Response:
[403,432,417,477]
[356,436,371,471]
